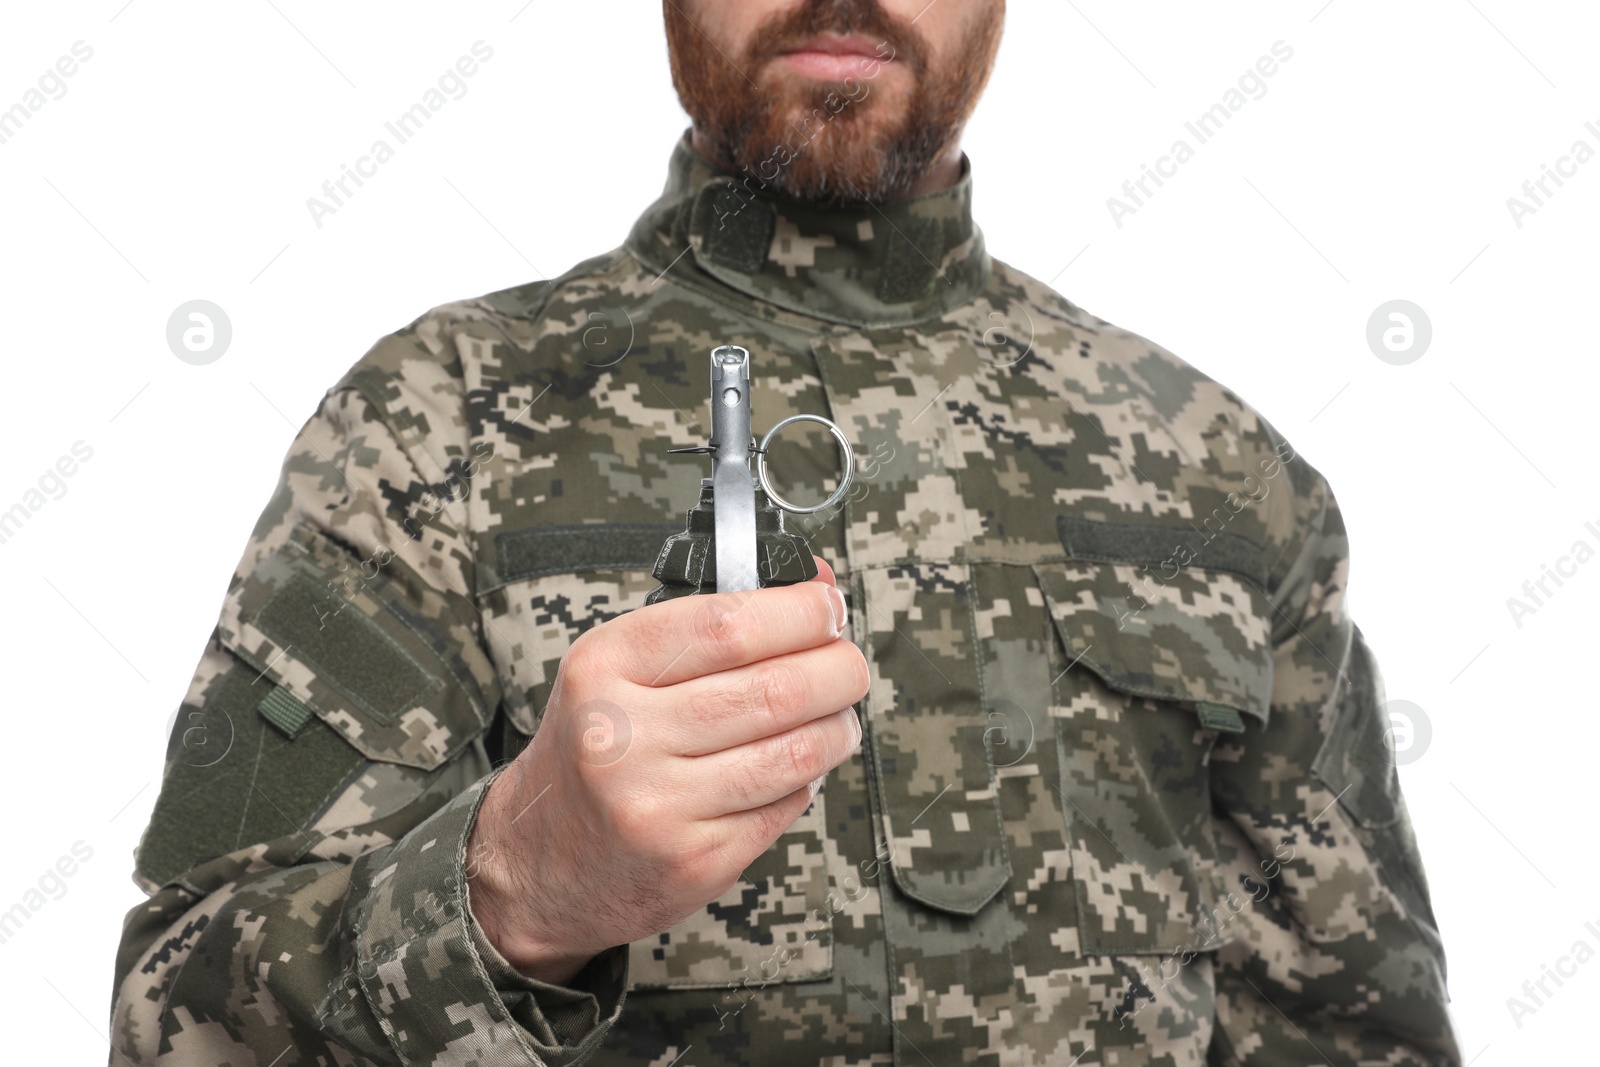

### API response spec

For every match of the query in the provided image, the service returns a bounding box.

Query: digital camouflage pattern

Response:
[111,130,1461,1065]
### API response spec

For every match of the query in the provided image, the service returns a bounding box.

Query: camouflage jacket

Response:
[111,130,1461,1066]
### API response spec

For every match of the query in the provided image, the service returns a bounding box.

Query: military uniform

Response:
[110,130,1461,1066]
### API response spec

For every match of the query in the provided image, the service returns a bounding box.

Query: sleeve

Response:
[108,363,629,1066]
[1205,444,1462,1065]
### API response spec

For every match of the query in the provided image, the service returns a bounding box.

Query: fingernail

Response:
[828,586,847,636]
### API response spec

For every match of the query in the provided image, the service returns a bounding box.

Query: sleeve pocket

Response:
[218,524,493,771]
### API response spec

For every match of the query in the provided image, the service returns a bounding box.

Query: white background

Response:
[0,1,1594,1062]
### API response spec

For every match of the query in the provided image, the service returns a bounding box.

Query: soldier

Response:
[110,0,1462,1064]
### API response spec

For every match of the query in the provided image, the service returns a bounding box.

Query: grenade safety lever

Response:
[646,345,854,604]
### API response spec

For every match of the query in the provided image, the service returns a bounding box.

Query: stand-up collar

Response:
[625,130,991,329]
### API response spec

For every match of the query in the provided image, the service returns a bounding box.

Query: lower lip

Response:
[776,50,892,81]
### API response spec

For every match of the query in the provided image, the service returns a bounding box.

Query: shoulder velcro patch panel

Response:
[218,525,489,771]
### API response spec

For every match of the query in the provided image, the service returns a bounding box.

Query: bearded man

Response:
[109,2,1461,1064]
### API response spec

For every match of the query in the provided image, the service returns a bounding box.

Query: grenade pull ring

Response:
[757,415,856,516]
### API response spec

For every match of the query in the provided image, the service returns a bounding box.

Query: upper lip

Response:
[778,33,890,58]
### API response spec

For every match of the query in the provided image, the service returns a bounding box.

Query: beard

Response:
[664,0,1004,206]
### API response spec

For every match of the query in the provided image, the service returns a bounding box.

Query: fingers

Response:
[700,781,820,875]
[678,707,862,818]
[809,554,836,586]
[664,638,869,756]
[608,576,848,688]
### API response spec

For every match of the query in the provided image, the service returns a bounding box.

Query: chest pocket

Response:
[482,523,836,991]
[1035,516,1275,958]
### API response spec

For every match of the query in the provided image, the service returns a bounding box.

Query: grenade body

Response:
[645,481,819,604]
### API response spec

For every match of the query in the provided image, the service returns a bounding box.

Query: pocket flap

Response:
[1048,515,1273,726]
[217,525,490,770]
[859,563,1012,917]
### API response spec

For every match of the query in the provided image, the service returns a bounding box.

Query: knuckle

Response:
[725,762,766,810]
[755,660,808,721]
[749,808,785,849]
[562,629,605,684]
[778,724,824,783]
[693,598,751,662]
[735,728,821,807]
[682,691,722,738]
[610,792,665,849]
[756,788,810,844]
[742,799,793,851]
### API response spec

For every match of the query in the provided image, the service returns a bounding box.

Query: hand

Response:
[466,557,867,986]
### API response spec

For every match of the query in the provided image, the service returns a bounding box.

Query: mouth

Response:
[773,33,897,81]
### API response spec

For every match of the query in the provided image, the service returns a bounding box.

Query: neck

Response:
[690,126,965,204]
[906,142,965,197]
